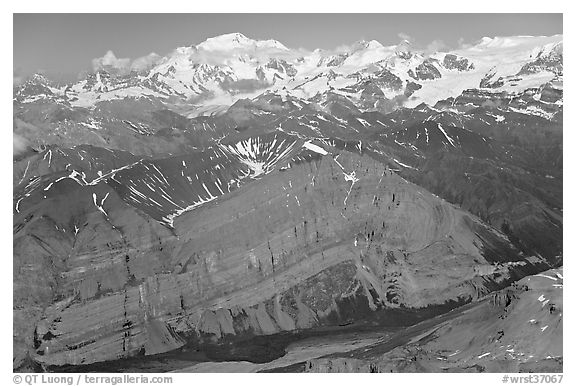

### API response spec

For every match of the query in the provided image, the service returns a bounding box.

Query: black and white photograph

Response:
[8,5,569,381]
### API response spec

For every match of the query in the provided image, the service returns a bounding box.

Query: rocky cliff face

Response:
[14,138,551,369]
[306,268,562,373]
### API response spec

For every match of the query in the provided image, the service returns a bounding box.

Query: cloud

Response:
[92,50,131,73]
[92,50,160,75]
[14,68,24,86]
[457,37,473,50]
[396,34,451,54]
[13,67,35,87]
[333,44,354,54]
[424,39,449,53]
[397,32,414,43]
[13,133,30,156]
[130,53,161,72]
[89,43,307,81]
[13,74,25,87]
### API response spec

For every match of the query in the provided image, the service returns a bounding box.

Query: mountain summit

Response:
[14,33,562,112]
[13,31,563,373]
[196,32,289,52]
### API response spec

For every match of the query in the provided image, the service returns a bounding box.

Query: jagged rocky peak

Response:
[16,73,51,91]
[395,39,413,58]
[409,58,442,81]
[442,53,474,71]
[28,73,51,84]
[14,72,65,104]
[16,73,55,93]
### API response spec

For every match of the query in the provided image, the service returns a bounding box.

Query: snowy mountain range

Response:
[15,33,563,111]
[13,32,563,372]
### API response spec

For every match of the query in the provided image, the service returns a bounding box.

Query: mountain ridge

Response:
[13,31,562,372]
[15,33,562,112]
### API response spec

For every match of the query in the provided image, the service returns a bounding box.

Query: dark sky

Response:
[14,13,562,79]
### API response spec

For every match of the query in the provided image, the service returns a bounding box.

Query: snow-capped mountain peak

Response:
[466,34,562,53]
[351,39,385,52]
[15,33,563,118]
[196,32,288,52]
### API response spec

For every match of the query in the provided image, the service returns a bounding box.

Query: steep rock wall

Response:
[14,148,541,368]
